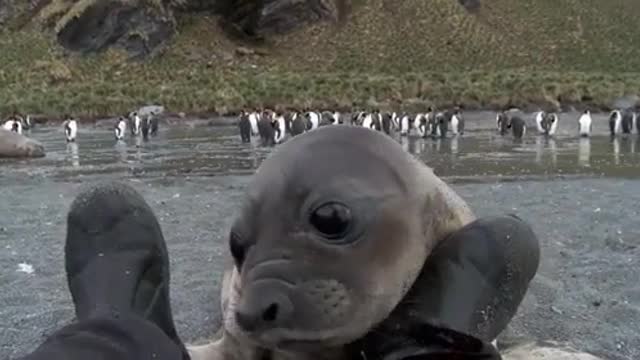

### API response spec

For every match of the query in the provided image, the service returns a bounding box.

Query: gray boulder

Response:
[0,129,45,158]
[217,0,338,38]
[137,105,165,117]
[54,0,176,58]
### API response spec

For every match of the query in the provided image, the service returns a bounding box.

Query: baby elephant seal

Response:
[0,129,45,158]
[189,126,539,360]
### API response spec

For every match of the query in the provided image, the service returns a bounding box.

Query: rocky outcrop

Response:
[50,0,176,58]
[0,129,45,158]
[3,0,340,57]
[218,0,338,38]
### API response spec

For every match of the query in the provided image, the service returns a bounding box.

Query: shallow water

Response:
[1,114,639,360]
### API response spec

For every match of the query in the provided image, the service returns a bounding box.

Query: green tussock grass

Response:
[2,0,640,118]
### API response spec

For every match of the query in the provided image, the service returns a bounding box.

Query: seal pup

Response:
[188,125,478,360]
[238,111,252,143]
[609,110,622,137]
[510,116,526,139]
[0,128,46,158]
[578,110,592,137]
[450,109,464,136]
[114,117,127,141]
[541,113,559,136]
[63,116,78,143]
[188,126,541,360]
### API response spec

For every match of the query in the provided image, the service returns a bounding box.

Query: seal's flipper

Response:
[382,215,540,343]
[351,323,500,360]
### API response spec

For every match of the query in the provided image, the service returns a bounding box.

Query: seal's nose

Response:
[235,286,294,332]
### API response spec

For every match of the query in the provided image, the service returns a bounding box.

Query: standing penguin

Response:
[429,112,448,138]
[399,113,411,136]
[258,110,276,146]
[148,115,159,136]
[534,111,546,134]
[510,116,527,139]
[361,112,375,130]
[63,116,78,143]
[578,110,592,137]
[273,113,287,144]
[304,111,321,130]
[288,112,306,137]
[129,112,142,136]
[609,110,622,137]
[497,112,510,136]
[248,111,260,136]
[238,111,252,143]
[115,116,127,141]
[11,119,22,134]
[381,112,395,135]
[540,113,559,136]
[621,109,634,134]
[320,111,337,126]
[414,114,427,137]
[450,109,464,136]
[20,115,32,131]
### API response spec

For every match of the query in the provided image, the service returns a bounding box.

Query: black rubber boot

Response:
[64,182,189,359]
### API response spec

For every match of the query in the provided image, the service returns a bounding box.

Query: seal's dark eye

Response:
[310,202,352,240]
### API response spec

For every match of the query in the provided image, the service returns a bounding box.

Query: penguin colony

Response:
[2,107,638,145]
[2,112,159,143]
[237,107,639,145]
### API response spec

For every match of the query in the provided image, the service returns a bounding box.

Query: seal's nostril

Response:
[262,303,279,322]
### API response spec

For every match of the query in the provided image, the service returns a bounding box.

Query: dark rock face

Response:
[56,0,176,58]
[218,0,337,38]
[0,0,14,26]
[6,0,338,57]
[458,0,481,12]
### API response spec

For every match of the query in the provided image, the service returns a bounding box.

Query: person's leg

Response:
[18,182,189,360]
[353,214,540,359]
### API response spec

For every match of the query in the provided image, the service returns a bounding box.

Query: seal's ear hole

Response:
[229,232,246,269]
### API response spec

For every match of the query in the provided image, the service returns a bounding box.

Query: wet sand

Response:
[1,113,639,359]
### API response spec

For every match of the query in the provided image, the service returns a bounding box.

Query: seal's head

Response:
[224,126,472,352]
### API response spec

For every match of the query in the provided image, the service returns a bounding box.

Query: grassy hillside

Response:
[2,0,640,117]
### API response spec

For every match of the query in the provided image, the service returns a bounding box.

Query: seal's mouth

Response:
[244,326,356,351]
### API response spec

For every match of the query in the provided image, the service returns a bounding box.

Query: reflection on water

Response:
[66,142,79,168]
[3,126,640,184]
[115,140,128,163]
[535,137,557,166]
[578,138,591,167]
[613,138,621,165]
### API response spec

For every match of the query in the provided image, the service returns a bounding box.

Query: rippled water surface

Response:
[1,114,639,360]
[2,117,640,183]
